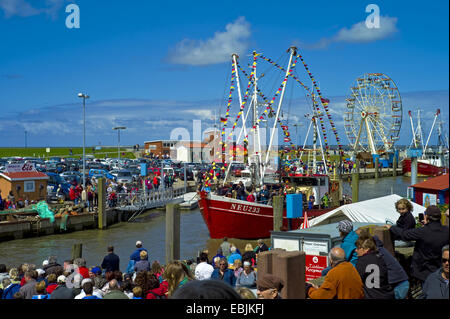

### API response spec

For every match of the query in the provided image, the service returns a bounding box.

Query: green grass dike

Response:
[0,147,136,159]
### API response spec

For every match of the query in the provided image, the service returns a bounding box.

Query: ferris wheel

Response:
[343,73,402,154]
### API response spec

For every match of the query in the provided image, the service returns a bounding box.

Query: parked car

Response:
[46,172,71,200]
[115,170,133,184]
[88,169,116,181]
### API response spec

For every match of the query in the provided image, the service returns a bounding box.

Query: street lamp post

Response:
[78,93,90,190]
[113,126,126,162]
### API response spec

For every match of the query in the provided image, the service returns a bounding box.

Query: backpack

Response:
[147,290,167,299]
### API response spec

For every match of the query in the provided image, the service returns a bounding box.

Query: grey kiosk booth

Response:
[271,222,385,260]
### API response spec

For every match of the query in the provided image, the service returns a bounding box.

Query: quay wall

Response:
[0,208,134,243]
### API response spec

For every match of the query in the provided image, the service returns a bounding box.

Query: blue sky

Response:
[0,0,448,148]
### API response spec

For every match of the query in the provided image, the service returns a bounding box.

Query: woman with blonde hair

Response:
[164,260,194,297]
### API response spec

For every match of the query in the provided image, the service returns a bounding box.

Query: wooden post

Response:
[393,155,397,177]
[71,243,82,260]
[375,157,379,180]
[165,203,180,265]
[273,196,284,232]
[97,178,107,229]
[351,172,359,203]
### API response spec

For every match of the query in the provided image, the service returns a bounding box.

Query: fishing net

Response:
[32,201,55,223]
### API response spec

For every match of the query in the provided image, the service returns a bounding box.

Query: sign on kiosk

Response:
[305,255,328,282]
[5,163,37,173]
[303,240,329,281]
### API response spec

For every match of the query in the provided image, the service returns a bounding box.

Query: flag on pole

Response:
[300,211,309,229]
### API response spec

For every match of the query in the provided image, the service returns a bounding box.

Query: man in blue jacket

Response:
[130,240,148,263]
[211,258,236,287]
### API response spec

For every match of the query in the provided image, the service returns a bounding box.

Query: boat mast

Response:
[262,46,296,179]
[424,109,440,155]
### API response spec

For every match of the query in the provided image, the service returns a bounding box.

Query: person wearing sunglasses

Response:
[210,258,236,287]
[422,245,449,299]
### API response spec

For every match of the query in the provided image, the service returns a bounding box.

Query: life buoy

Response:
[331,182,339,193]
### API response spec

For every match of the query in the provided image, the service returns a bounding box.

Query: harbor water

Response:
[0,176,425,269]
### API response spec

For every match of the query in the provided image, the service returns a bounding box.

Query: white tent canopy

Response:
[309,194,426,227]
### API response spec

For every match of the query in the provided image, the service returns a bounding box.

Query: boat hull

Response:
[402,158,446,177]
[198,192,331,239]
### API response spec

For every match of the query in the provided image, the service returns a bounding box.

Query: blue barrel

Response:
[286,193,303,218]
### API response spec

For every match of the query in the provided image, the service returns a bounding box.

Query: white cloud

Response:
[167,17,251,66]
[183,109,213,119]
[305,16,398,49]
[334,16,398,43]
[0,0,65,18]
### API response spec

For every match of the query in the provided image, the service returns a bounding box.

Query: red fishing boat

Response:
[402,158,447,177]
[198,175,340,239]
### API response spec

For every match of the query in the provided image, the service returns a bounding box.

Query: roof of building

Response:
[0,171,49,181]
[411,174,449,191]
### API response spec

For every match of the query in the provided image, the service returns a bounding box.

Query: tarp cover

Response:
[309,194,425,227]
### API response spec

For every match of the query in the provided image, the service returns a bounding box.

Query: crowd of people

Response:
[305,202,449,299]
[0,238,275,300]
[0,198,448,300]
[213,181,330,209]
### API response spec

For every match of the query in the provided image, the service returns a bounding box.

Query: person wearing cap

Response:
[130,240,148,263]
[307,247,364,299]
[236,261,257,289]
[321,220,359,277]
[337,220,359,267]
[256,273,283,299]
[387,205,449,288]
[49,275,76,299]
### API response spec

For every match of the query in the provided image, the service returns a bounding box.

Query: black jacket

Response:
[101,252,120,272]
[395,211,416,231]
[373,236,409,285]
[43,262,64,277]
[390,221,449,281]
[242,251,256,264]
[49,284,76,299]
[356,251,395,299]
[255,243,269,254]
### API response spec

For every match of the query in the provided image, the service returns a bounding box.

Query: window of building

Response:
[24,181,35,192]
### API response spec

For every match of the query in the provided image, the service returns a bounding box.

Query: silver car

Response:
[115,170,133,184]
